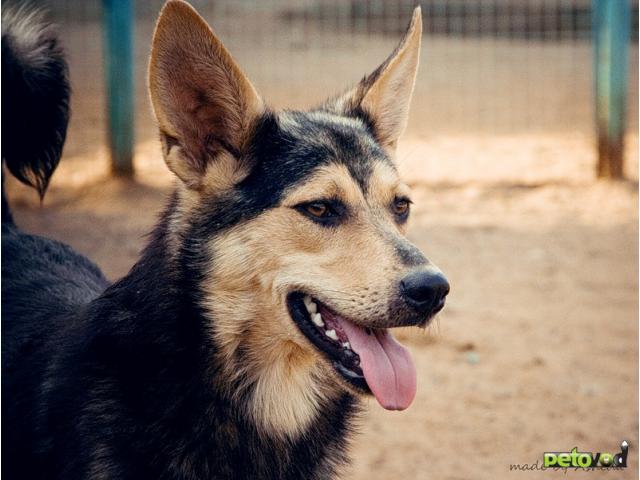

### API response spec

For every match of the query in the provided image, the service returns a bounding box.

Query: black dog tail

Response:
[1,7,70,224]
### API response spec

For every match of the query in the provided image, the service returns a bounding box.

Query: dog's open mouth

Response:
[287,292,417,410]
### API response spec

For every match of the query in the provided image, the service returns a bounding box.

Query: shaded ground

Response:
[7,132,638,479]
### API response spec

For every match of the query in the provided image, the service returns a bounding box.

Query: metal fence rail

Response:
[282,0,638,40]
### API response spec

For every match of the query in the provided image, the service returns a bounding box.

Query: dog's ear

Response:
[149,0,264,189]
[334,7,422,151]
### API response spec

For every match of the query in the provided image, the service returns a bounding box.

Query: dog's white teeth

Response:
[303,296,317,314]
[312,313,324,327]
[325,329,338,341]
[342,342,351,350]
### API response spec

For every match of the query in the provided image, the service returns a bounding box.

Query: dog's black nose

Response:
[400,270,450,315]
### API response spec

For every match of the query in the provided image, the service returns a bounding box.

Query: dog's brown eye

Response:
[305,203,329,218]
[393,198,410,216]
[296,200,345,226]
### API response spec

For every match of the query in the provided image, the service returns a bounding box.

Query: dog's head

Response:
[149,0,449,438]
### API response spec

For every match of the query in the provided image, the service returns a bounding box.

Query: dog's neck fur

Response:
[88,198,359,478]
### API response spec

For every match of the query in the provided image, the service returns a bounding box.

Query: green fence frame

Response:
[100,1,631,179]
[592,0,631,179]
[103,0,134,176]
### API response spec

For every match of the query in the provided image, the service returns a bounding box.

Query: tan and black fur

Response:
[2,2,448,478]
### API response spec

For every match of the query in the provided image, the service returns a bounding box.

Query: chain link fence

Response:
[4,0,638,156]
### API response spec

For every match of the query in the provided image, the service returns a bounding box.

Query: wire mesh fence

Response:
[4,0,638,159]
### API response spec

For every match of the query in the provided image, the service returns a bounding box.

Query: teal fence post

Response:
[592,0,630,179]
[103,0,134,176]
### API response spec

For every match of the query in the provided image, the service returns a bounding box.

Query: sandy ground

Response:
[4,10,640,479]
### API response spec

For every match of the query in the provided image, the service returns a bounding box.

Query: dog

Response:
[2,1,449,478]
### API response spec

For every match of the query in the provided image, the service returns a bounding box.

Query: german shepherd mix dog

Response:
[2,1,449,478]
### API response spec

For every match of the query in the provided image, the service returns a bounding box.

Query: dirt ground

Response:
[7,129,638,479]
[4,10,639,479]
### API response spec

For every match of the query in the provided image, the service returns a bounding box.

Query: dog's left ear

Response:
[335,7,422,151]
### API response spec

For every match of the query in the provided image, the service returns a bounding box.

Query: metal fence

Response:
[4,0,638,159]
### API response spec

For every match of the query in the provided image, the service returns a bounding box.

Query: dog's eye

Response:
[305,203,329,218]
[295,200,345,226]
[393,197,411,220]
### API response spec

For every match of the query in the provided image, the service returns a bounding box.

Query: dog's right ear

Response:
[148,0,264,190]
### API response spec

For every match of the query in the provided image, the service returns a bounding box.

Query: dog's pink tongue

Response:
[339,322,417,410]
